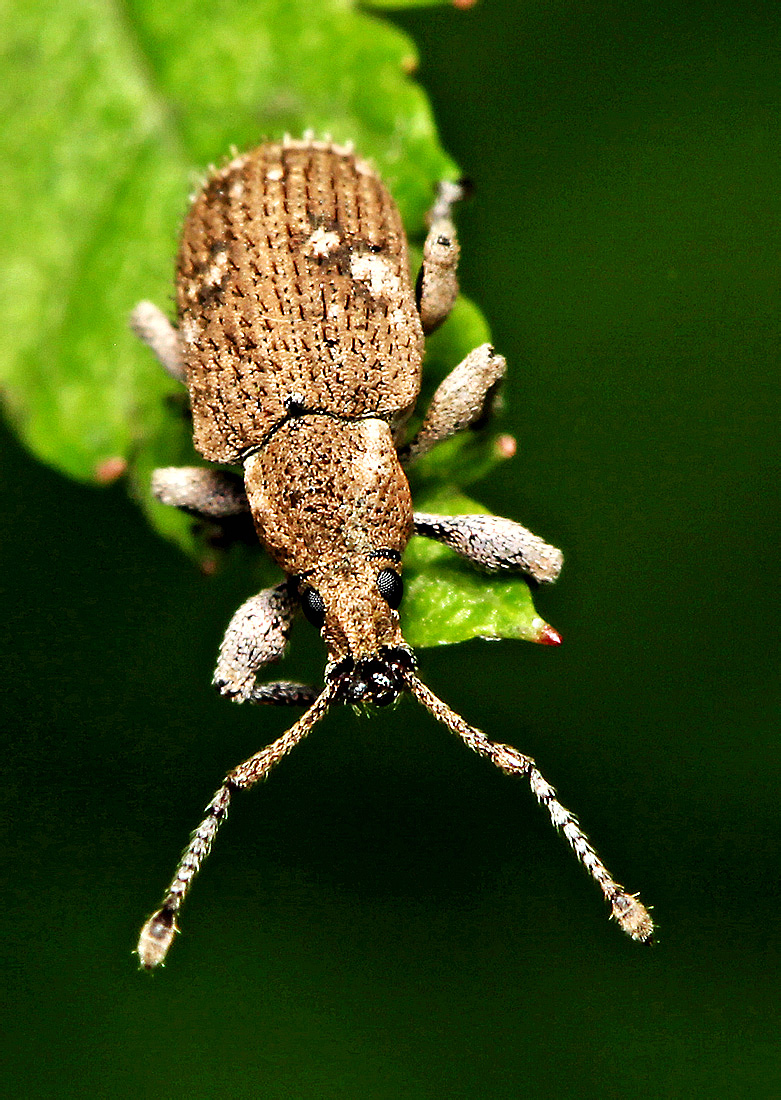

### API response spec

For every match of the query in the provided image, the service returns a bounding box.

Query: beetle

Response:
[131,137,652,967]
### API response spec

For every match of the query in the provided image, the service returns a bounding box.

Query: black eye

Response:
[300,586,325,627]
[376,569,403,610]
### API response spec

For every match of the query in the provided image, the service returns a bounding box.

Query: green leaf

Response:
[0,0,559,648]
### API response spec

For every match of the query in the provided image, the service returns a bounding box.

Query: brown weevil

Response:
[131,137,652,967]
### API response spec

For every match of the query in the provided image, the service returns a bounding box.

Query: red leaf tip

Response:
[534,619,563,646]
[494,433,517,460]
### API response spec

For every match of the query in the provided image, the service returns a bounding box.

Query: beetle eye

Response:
[376,568,403,610]
[300,586,326,627]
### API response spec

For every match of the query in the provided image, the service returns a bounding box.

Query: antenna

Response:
[136,683,337,969]
[405,672,654,943]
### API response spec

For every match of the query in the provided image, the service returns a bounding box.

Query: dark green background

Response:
[2,1,778,1096]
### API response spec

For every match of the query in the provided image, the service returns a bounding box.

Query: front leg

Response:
[213,582,317,705]
[155,472,314,702]
[401,344,507,464]
[413,512,563,584]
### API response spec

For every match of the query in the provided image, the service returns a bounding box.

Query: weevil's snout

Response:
[297,558,411,699]
[328,646,415,706]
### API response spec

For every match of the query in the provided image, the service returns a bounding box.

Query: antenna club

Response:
[612,893,655,944]
[137,906,178,970]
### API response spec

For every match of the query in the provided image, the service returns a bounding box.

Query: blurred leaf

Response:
[364,0,463,9]
[0,0,559,647]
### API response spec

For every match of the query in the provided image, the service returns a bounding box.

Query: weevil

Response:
[131,138,652,967]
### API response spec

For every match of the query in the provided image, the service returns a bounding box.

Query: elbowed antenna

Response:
[137,683,338,969]
[138,665,652,969]
[404,672,654,943]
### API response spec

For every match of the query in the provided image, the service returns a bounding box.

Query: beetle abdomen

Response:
[178,140,424,462]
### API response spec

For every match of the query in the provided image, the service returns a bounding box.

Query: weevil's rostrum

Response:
[244,417,412,688]
[131,138,653,968]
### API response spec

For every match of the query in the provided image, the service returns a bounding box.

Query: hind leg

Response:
[416,179,467,334]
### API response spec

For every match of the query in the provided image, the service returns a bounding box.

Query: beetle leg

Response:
[152,467,249,518]
[152,467,256,549]
[413,512,563,584]
[130,300,186,383]
[417,180,466,334]
[213,582,315,704]
[242,681,320,707]
[137,682,337,968]
[401,344,506,463]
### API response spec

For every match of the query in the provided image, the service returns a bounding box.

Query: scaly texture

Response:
[244,417,413,573]
[178,140,424,461]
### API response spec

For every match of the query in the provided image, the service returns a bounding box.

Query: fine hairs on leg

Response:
[405,673,654,943]
[136,684,337,969]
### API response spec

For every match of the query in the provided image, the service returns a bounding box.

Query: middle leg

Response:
[152,467,249,518]
[401,343,507,464]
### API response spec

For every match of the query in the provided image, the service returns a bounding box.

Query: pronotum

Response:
[131,137,653,968]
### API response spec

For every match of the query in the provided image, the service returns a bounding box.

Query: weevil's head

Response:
[295,554,415,706]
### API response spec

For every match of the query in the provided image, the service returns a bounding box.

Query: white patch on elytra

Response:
[266,166,284,182]
[202,249,230,288]
[213,153,250,182]
[181,317,201,345]
[387,307,410,328]
[304,228,341,258]
[350,254,401,300]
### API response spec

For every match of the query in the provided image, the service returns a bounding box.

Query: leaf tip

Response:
[94,456,128,484]
[493,433,516,460]
[533,618,563,646]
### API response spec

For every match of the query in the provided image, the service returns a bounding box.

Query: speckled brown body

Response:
[178,140,420,662]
